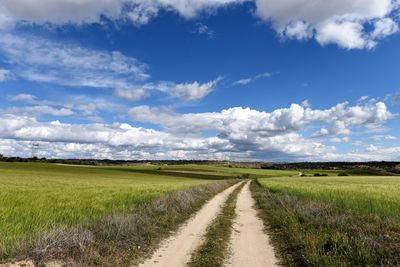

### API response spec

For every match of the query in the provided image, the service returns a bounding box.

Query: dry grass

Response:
[14,180,238,266]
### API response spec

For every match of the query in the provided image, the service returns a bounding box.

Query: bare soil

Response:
[226,181,278,267]
[137,182,243,267]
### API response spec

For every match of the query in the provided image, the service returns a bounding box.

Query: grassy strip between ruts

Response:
[188,181,246,267]
[4,180,239,266]
[250,180,400,266]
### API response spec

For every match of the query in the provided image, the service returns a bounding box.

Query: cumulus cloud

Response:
[0,113,335,160]
[308,102,392,137]
[371,18,399,39]
[254,0,399,49]
[315,20,369,49]
[0,100,396,161]
[130,102,393,138]
[1,0,398,49]
[0,0,243,29]
[284,21,313,41]
[149,77,223,101]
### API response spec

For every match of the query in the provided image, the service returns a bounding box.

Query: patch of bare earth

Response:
[226,181,278,267]
[137,181,243,267]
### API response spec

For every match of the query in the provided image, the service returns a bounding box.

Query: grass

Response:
[188,182,245,267]
[253,177,400,266]
[158,164,297,177]
[258,176,400,221]
[0,162,236,261]
[32,180,238,266]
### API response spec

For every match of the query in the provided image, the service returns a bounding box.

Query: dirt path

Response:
[137,181,243,267]
[226,181,278,267]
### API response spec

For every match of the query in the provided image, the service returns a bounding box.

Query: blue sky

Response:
[0,0,400,161]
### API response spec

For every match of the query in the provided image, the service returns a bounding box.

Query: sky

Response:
[0,0,400,161]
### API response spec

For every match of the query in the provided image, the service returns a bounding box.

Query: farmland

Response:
[0,162,294,263]
[258,176,400,220]
[253,176,400,266]
[0,163,222,259]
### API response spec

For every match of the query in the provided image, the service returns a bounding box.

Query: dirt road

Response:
[137,181,243,267]
[226,181,278,267]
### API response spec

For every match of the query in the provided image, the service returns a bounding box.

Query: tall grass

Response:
[0,162,215,259]
[251,181,400,266]
[258,176,400,221]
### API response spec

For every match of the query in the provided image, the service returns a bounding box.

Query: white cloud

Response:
[232,72,275,86]
[330,137,351,143]
[371,134,397,141]
[0,34,222,101]
[0,0,398,49]
[115,87,148,101]
[0,33,150,89]
[312,121,351,137]
[371,17,399,39]
[301,100,310,108]
[7,93,123,121]
[168,76,223,101]
[307,102,392,126]
[130,102,393,139]
[0,0,244,29]
[194,22,215,39]
[0,100,396,161]
[254,0,398,49]
[365,144,378,152]
[9,93,37,102]
[0,0,123,28]
[3,106,74,117]
[315,20,369,49]
[0,68,12,81]
[284,21,313,40]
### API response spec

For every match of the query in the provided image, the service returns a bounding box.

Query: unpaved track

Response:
[137,181,243,267]
[226,181,278,267]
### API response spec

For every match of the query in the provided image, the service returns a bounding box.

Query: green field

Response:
[0,162,294,259]
[0,163,218,256]
[258,176,400,221]
[254,176,400,266]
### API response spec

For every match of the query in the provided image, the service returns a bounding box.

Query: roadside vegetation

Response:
[252,177,400,266]
[188,182,245,267]
[32,180,238,266]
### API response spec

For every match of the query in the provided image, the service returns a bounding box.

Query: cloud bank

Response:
[0,100,396,161]
[0,0,399,49]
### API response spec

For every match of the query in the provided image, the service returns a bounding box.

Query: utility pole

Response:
[30,142,40,158]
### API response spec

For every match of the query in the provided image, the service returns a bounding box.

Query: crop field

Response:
[253,176,400,266]
[0,162,227,258]
[258,176,400,221]
[0,162,295,260]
